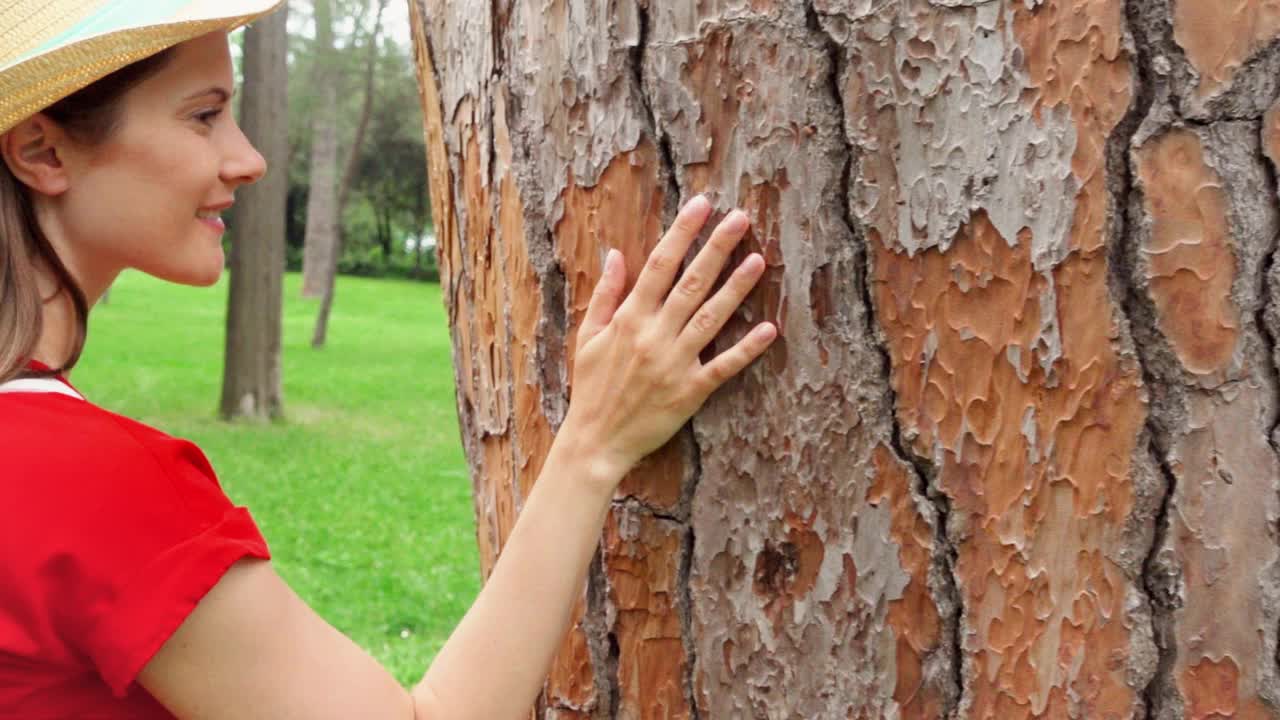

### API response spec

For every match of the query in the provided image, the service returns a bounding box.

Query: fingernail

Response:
[605,248,620,267]
[687,194,710,213]
[755,323,778,341]
[726,210,749,232]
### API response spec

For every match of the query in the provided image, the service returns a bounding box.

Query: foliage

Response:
[283,2,432,282]
[77,270,476,685]
[337,244,439,282]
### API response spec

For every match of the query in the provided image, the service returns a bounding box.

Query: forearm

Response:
[410,437,620,720]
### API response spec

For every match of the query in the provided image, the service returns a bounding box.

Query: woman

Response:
[0,1,777,718]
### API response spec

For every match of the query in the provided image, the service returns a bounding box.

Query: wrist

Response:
[546,423,629,498]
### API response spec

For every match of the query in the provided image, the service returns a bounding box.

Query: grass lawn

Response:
[73,270,478,686]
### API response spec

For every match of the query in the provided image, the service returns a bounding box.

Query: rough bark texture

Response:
[221,5,288,420]
[411,0,1280,716]
[301,0,340,299]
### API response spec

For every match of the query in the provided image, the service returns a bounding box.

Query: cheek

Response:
[65,171,161,258]
[74,143,208,233]
[62,163,217,280]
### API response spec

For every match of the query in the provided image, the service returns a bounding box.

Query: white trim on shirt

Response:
[0,378,85,401]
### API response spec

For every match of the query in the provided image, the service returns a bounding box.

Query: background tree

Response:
[412,0,1280,717]
[299,0,338,298]
[283,4,430,289]
[353,40,431,274]
[221,3,289,421]
[312,0,389,348]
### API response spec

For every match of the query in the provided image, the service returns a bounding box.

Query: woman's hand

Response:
[558,195,778,488]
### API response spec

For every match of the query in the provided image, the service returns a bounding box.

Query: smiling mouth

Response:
[197,212,227,232]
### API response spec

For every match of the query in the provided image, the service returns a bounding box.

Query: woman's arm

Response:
[140,196,775,719]
[409,438,615,719]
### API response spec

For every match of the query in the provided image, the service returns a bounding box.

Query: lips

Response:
[197,202,232,233]
[197,211,226,233]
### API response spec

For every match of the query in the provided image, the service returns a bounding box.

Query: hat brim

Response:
[0,0,284,135]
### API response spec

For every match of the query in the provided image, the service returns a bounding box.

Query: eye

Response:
[193,108,223,126]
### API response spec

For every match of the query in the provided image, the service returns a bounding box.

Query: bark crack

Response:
[669,434,706,720]
[1139,441,1180,720]
[584,548,617,720]
[629,0,683,208]
[412,8,465,336]
[1114,1,1177,715]
[1254,140,1280,459]
[1253,121,1280,685]
[860,181,966,720]
[624,3,702,717]
[541,227,570,427]
[612,494,684,524]
[807,2,964,715]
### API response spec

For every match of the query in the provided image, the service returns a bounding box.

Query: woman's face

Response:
[54,32,266,289]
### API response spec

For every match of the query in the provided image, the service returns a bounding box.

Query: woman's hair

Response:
[0,49,175,384]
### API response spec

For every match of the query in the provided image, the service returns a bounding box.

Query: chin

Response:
[187,244,226,286]
[189,256,226,286]
[190,267,224,287]
[145,252,225,287]
[146,267,222,287]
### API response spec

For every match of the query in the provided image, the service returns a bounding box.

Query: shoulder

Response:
[0,395,272,698]
[0,392,226,529]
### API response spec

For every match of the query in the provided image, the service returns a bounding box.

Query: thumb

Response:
[578,249,625,347]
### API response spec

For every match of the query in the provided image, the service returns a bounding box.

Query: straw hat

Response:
[0,0,285,135]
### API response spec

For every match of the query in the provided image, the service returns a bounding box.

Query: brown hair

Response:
[0,49,175,384]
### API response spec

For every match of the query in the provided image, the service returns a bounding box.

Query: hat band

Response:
[7,0,201,70]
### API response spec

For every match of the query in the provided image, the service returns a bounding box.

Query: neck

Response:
[33,289,80,373]
[30,211,117,373]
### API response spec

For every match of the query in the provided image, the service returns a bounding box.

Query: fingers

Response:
[699,322,778,392]
[659,209,751,332]
[677,252,766,354]
[626,195,713,310]
[578,249,625,348]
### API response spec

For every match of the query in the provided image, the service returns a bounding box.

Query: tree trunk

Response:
[336,0,385,215]
[222,4,288,421]
[312,0,387,349]
[300,0,339,298]
[411,0,1280,717]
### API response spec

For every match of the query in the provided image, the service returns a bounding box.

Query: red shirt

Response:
[0,366,271,718]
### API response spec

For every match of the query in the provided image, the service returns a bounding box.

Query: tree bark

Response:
[301,0,339,298]
[221,5,288,421]
[411,0,1280,717]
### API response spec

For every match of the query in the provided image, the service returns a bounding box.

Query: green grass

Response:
[73,270,478,686]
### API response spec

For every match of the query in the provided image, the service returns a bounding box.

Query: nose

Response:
[220,120,268,188]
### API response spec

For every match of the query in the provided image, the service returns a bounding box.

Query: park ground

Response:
[74,271,477,686]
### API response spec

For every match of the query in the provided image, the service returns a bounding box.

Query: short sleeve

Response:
[17,407,272,698]
[83,505,270,696]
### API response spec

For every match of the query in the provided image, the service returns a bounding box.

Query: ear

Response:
[1,114,71,197]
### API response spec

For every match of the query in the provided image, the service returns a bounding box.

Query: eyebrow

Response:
[183,86,233,103]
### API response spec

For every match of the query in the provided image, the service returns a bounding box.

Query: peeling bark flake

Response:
[1172,0,1280,99]
[604,508,692,720]
[1134,129,1242,377]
